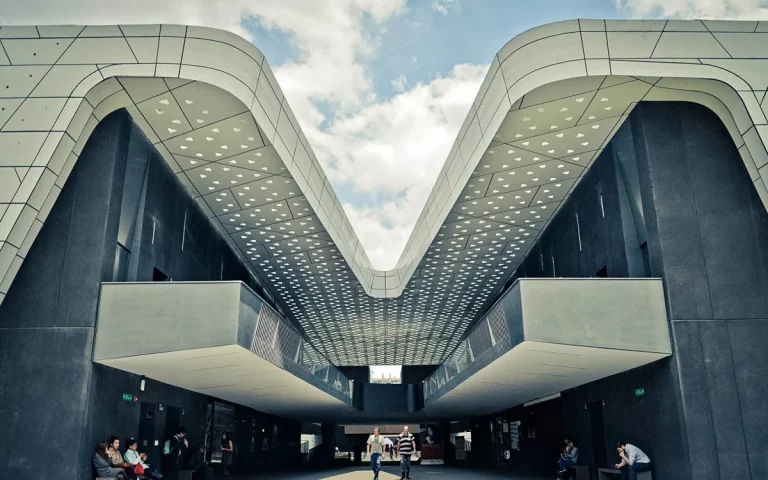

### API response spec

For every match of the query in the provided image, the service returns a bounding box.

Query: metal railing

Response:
[423,293,510,401]
[247,288,354,401]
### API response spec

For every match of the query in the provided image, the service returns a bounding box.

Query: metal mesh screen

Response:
[250,302,352,399]
[467,318,493,359]
[251,304,280,361]
[423,303,509,400]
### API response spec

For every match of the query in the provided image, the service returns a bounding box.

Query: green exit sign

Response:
[122,393,133,402]
[634,387,645,397]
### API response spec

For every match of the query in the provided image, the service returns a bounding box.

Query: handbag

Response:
[134,463,145,475]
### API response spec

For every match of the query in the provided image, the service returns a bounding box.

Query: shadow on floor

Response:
[244,465,551,480]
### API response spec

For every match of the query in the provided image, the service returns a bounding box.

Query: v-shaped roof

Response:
[0,20,767,365]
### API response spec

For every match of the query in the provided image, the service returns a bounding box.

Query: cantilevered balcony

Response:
[423,278,672,417]
[93,281,355,420]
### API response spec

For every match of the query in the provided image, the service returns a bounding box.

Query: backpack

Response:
[163,439,172,455]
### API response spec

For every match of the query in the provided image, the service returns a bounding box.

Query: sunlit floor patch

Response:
[319,471,401,479]
[251,465,550,479]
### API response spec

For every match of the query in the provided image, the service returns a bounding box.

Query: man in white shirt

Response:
[615,441,652,480]
[384,436,394,460]
[367,427,385,480]
[125,438,163,479]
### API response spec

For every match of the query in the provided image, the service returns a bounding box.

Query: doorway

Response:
[163,405,181,440]
[153,267,169,281]
[138,402,157,456]
[587,400,607,470]
[161,405,181,473]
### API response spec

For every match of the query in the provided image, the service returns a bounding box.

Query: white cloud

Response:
[432,0,461,16]
[250,0,406,120]
[0,0,487,270]
[615,0,768,19]
[242,3,486,270]
[0,0,252,37]
[391,73,410,92]
[315,64,488,269]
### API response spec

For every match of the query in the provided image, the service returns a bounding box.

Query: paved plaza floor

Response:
[249,465,550,480]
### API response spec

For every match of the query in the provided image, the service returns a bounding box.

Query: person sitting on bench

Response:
[93,441,127,480]
[557,437,579,478]
[108,436,138,480]
[125,438,163,479]
[615,441,652,480]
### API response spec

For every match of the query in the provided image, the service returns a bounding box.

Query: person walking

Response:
[396,425,416,480]
[366,427,385,480]
[220,432,234,480]
[385,436,394,460]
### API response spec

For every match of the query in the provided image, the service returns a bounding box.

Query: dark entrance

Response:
[161,405,181,472]
[163,405,181,440]
[595,265,608,278]
[587,400,607,470]
[153,267,169,281]
[138,402,157,453]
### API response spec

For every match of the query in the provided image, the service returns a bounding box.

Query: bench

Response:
[95,478,146,480]
[95,477,147,480]
[95,477,146,480]
[565,464,590,480]
[598,467,652,480]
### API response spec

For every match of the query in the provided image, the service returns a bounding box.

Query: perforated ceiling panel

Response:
[1,21,768,365]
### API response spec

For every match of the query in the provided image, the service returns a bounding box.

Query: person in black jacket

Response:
[167,427,188,480]
[185,444,211,480]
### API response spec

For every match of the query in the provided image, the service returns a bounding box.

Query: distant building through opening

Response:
[369,365,402,384]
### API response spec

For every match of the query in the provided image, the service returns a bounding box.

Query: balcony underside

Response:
[93,281,356,421]
[424,340,667,417]
[423,278,672,416]
[94,279,671,421]
[98,344,357,420]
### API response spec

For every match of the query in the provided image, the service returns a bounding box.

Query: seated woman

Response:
[124,438,163,479]
[108,436,139,480]
[93,441,126,479]
[557,438,579,478]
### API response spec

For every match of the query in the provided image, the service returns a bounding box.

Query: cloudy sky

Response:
[0,0,765,268]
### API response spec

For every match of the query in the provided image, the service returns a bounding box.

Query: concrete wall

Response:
[519,278,670,353]
[510,137,631,280]
[94,282,246,359]
[0,110,299,479]
[631,102,768,480]
[497,102,768,480]
[549,111,689,480]
[0,110,132,480]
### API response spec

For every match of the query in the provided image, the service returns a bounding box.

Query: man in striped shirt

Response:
[396,425,416,479]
